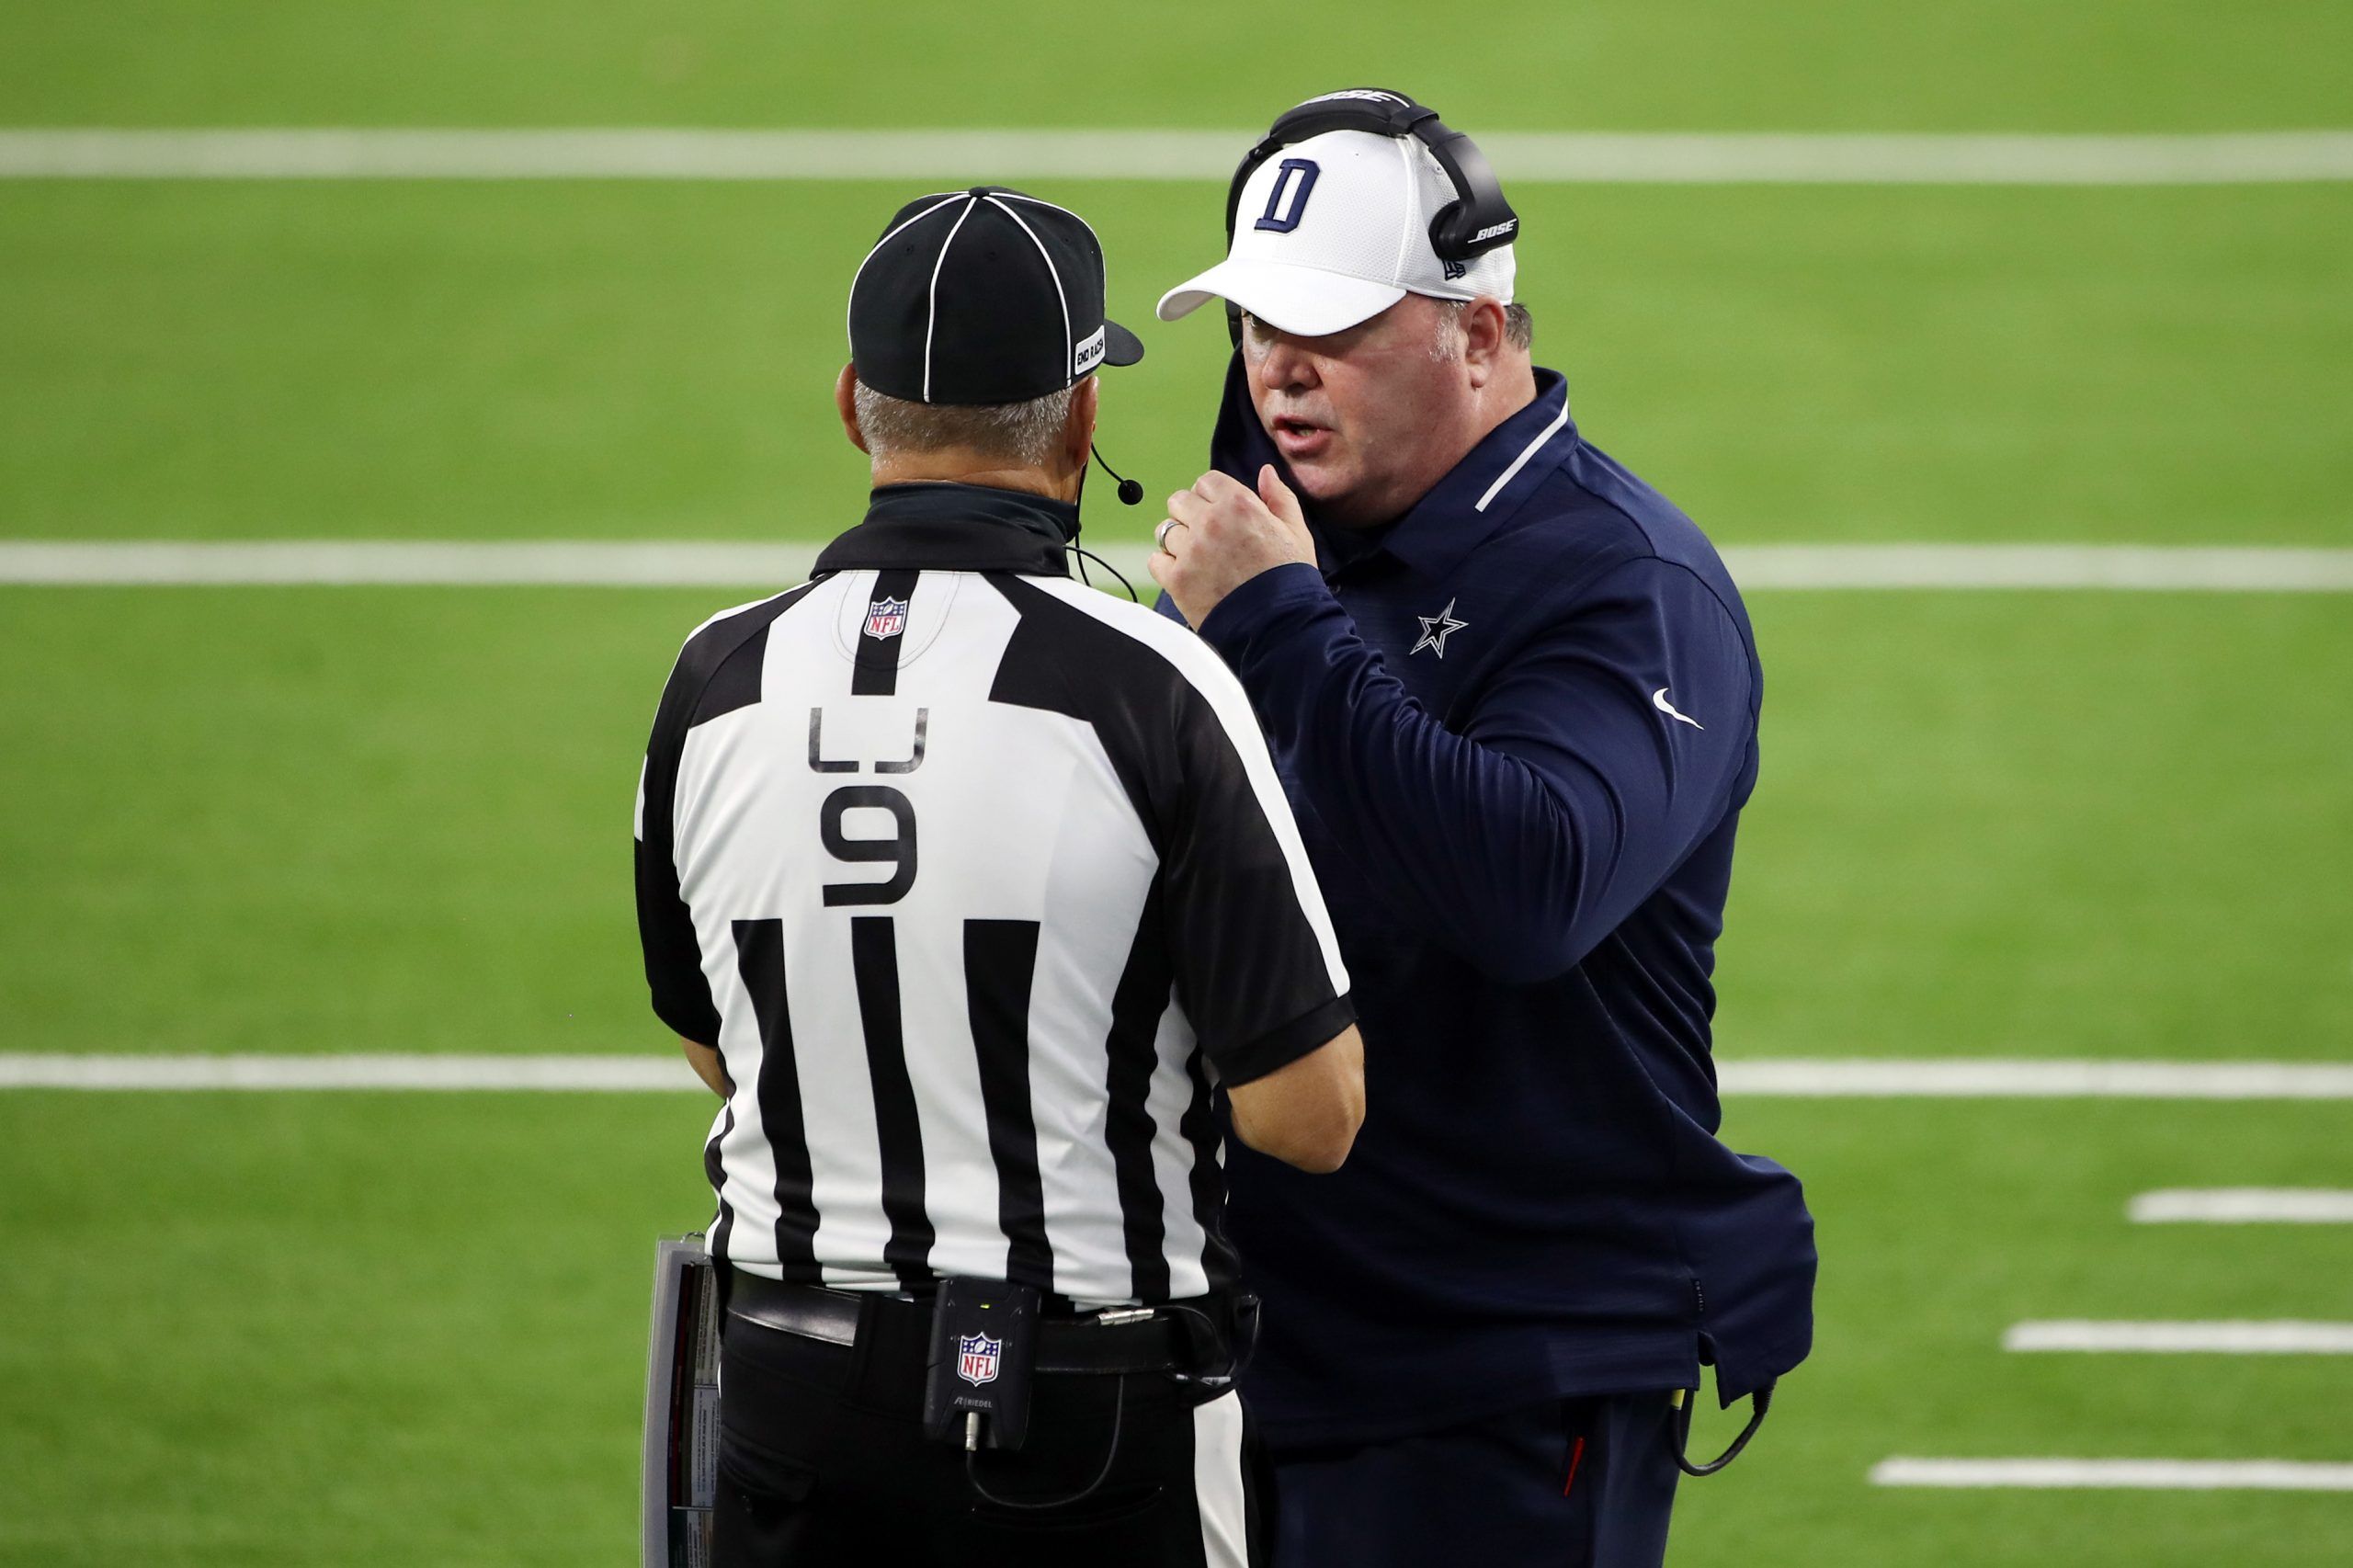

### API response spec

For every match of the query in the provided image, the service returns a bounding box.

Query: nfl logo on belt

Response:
[864,597,909,641]
[957,1332,1002,1387]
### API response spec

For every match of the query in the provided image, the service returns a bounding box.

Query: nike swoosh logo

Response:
[1652,687,1703,730]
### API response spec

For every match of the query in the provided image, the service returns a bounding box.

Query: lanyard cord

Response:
[1672,1380,1775,1477]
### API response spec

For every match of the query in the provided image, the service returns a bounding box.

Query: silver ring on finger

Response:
[1155,518,1188,551]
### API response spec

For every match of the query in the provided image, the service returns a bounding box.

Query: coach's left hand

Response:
[1150,465,1317,628]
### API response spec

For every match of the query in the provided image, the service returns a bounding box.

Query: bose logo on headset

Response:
[1302,88,1412,108]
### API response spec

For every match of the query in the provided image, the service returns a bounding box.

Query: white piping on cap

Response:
[989,189,1100,243]
[844,192,966,347]
[984,196,1074,382]
[921,196,980,403]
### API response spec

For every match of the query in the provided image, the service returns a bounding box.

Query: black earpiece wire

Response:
[1069,542,1139,603]
[963,1381,1126,1511]
[1071,443,1143,601]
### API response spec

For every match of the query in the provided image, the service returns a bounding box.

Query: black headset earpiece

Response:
[1417,122,1518,258]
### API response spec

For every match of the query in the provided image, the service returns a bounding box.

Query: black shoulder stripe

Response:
[983,573,1184,858]
[983,580,1345,1077]
[669,582,816,722]
[691,621,769,728]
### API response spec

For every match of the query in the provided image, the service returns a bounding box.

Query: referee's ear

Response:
[835,361,871,456]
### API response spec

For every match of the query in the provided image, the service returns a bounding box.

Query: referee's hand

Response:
[1150,465,1317,628]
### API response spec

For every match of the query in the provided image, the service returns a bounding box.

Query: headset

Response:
[1222,87,1520,346]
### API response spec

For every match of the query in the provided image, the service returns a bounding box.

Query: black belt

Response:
[724,1272,1214,1376]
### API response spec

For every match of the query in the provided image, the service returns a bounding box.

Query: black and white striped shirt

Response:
[636,482,1353,1305]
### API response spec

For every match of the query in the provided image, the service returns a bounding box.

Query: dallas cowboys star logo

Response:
[1411,597,1469,659]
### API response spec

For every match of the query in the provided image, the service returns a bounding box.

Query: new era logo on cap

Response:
[848,187,1143,406]
[1156,128,1517,339]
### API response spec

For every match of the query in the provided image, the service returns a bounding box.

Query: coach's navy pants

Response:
[1264,1392,1681,1568]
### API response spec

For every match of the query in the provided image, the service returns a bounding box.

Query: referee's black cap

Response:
[848,187,1145,407]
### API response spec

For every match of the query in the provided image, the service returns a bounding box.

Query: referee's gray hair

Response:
[853,380,1077,469]
[1431,300,1536,362]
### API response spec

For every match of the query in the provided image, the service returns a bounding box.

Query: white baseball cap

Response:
[1156,127,1518,338]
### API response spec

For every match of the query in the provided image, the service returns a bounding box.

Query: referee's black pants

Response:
[715,1299,1262,1567]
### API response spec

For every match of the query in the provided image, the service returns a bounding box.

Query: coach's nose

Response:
[1252,330,1321,395]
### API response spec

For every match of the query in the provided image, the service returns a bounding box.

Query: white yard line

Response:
[1870,1458,2353,1491]
[3,129,2352,185]
[4,542,2350,592]
[1718,1059,2353,1098]
[2131,1188,2353,1224]
[0,1053,699,1091]
[2006,1321,2353,1355]
[1722,545,2353,591]
[0,540,825,587]
[6,1054,2352,1096]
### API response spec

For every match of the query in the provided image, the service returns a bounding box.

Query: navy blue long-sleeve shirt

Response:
[1154,359,1816,1445]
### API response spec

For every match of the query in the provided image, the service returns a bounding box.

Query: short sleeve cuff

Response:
[650,988,722,1048]
[1211,992,1357,1086]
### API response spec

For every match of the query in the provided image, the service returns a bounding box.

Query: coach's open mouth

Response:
[1270,415,1332,459]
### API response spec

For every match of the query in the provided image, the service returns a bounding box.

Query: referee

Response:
[634,185,1364,1568]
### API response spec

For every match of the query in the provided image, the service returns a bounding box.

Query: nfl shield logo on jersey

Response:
[864,597,909,641]
[957,1333,1002,1386]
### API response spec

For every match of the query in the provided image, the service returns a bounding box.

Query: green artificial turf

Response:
[2,3,2347,1563]
[2,0,2347,132]
[3,589,2345,1061]
[2,1095,2347,1567]
[2,181,2347,544]
[0,1093,718,1567]
[0,588,708,1055]
[1721,591,2353,1061]
[1677,1098,2353,1568]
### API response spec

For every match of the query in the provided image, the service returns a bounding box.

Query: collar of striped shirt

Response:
[813,482,1080,576]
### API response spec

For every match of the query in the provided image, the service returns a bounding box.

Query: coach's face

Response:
[1241,293,1504,529]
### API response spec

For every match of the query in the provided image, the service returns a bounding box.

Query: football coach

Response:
[1144,90,1818,1565]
